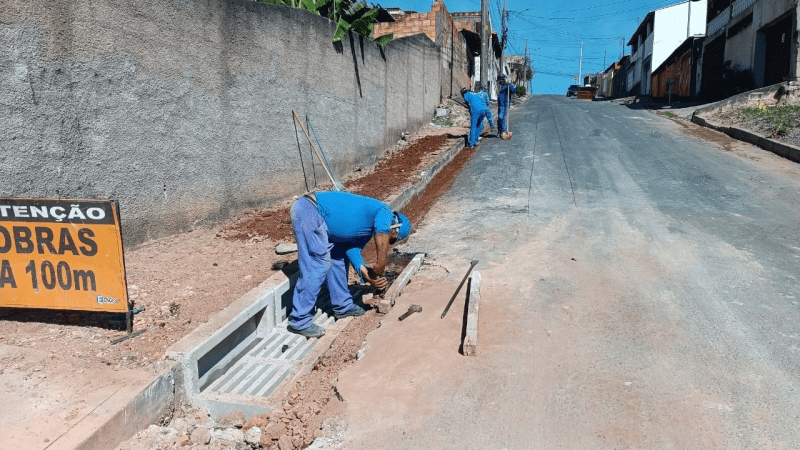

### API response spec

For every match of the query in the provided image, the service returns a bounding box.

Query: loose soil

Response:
[709,104,800,147]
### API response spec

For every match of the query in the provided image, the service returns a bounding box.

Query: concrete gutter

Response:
[66,135,469,449]
[691,114,800,164]
[388,139,466,211]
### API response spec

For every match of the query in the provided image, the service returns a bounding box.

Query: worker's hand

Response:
[361,266,388,290]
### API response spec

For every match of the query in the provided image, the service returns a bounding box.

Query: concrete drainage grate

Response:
[197,313,336,404]
[167,270,355,419]
[167,253,424,419]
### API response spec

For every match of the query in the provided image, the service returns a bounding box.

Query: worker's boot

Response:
[334,304,366,320]
[287,323,326,338]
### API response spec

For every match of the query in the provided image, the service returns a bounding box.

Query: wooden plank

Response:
[377,253,425,313]
[462,271,481,356]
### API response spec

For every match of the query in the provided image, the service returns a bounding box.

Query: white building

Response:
[628,1,708,95]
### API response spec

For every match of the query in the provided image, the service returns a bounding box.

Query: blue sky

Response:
[380,0,697,94]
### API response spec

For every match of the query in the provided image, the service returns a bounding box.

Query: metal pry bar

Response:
[440,259,479,319]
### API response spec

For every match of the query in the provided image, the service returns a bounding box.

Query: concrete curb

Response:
[377,253,425,313]
[691,114,800,164]
[54,366,179,450]
[387,138,467,211]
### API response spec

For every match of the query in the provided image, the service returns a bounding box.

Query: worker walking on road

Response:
[288,191,412,337]
[461,87,492,148]
[497,75,517,134]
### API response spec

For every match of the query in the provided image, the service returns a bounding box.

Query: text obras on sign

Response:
[0,198,127,313]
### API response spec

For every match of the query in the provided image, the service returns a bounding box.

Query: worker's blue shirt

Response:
[478,90,490,108]
[314,191,394,273]
[464,91,488,113]
[498,84,517,106]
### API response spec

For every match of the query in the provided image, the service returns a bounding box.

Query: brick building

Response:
[373,1,501,99]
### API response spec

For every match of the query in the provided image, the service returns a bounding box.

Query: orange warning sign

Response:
[0,198,128,313]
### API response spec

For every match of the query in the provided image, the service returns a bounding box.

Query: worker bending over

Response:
[461,87,491,148]
[497,75,517,134]
[288,191,412,337]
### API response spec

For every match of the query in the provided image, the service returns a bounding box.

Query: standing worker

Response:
[288,191,412,337]
[461,87,491,148]
[497,75,517,134]
[477,84,495,135]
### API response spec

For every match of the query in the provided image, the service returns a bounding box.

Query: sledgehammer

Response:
[398,304,422,321]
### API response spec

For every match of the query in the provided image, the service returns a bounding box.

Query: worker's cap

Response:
[497,74,506,82]
[390,211,412,243]
[480,84,487,91]
[460,87,469,98]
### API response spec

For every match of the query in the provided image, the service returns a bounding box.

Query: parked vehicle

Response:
[567,85,580,97]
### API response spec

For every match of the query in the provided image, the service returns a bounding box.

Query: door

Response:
[764,14,793,86]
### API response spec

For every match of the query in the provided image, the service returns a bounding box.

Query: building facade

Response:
[700,0,799,99]
[628,1,708,95]
[373,1,501,100]
[651,36,705,99]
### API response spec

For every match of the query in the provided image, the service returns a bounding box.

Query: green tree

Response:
[254,0,393,44]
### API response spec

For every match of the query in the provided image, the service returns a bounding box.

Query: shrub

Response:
[517,86,527,96]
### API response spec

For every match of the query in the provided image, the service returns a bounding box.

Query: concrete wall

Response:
[1,0,441,247]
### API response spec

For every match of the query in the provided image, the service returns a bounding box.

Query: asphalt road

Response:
[337,95,800,449]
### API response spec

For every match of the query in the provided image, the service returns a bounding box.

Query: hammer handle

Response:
[398,310,415,321]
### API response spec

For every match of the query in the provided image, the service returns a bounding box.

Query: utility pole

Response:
[480,0,489,89]
[525,39,529,91]
[578,41,583,86]
[603,50,606,69]
[620,37,624,59]
[499,0,507,78]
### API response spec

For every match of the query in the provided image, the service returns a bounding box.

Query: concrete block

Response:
[377,253,425,313]
[462,271,481,356]
[276,243,298,254]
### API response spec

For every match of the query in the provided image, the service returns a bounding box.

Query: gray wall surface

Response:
[1,0,441,246]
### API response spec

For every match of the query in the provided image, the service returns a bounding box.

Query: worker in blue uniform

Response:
[497,75,517,134]
[288,191,412,337]
[477,84,495,135]
[461,87,491,148]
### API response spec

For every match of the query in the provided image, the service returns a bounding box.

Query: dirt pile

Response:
[221,133,460,243]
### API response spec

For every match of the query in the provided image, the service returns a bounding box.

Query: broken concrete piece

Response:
[275,243,298,254]
[462,271,481,356]
[377,253,425,313]
[190,426,211,445]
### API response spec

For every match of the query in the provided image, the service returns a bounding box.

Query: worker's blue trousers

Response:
[497,104,509,132]
[484,108,494,132]
[289,197,355,330]
[469,109,490,147]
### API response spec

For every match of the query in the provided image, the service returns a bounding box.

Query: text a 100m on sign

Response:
[0,198,128,313]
